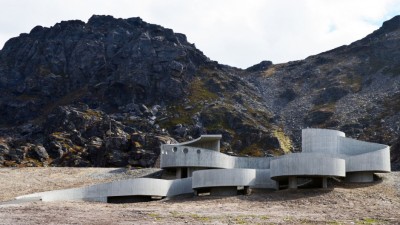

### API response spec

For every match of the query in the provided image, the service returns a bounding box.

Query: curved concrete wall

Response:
[160,145,271,169]
[270,153,346,179]
[301,128,391,174]
[166,134,222,151]
[302,129,345,154]
[16,178,193,202]
[345,148,391,172]
[192,169,276,189]
[161,145,234,169]
[338,137,388,155]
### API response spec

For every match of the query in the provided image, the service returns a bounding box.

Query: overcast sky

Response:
[1,0,400,68]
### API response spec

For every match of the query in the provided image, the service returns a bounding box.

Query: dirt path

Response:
[0,168,399,224]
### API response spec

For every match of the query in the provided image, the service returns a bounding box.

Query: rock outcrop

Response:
[0,15,399,169]
[0,15,282,167]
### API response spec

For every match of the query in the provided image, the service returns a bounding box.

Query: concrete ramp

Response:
[15,178,193,203]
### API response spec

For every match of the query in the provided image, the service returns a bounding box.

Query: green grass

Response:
[148,213,162,221]
[273,128,292,153]
[240,143,264,157]
[356,218,385,225]
[190,213,211,222]
[259,215,269,220]
[311,102,336,112]
[82,109,102,119]
[188,78,218,103]
[160,78,218,128]
[327,221,342,225]
[340,74,363,92]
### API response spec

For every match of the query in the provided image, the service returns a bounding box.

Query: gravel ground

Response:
[0,167,161,202]
[0,168,399,224]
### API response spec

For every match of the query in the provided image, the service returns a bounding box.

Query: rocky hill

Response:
[0,15,283,167]
[0,15,399,169]
[245,15,400,169]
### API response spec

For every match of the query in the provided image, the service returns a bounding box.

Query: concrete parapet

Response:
[302,128,345,154]
[161,145,271,170]
[270,153,346,179]
[345,148,391,173]
[165,135,222,151]
[192,168,276,190]
[16,177,193,202]
[161,145,234,169]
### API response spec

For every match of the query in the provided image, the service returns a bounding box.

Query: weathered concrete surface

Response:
[270,153,346,179]
[302,129,345,154]
[345,172,374,183]
[192,168,276,190]
[167,135,222,152]
[270,128,390,185]
[16,178,193,202]
[161,145,271,169]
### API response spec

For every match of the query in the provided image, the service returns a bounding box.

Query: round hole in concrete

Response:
[197,149,201,154]
[183,148,188,153]
[172,147,177,152]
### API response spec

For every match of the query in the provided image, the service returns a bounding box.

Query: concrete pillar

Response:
[210,187,238,196]
[275,181,280,190]
[243,186,252,195]
[187,168,192,177]
[176,168,182,179]
[288,176,297,189]
[345,172,374,183]
[322,177,328,188]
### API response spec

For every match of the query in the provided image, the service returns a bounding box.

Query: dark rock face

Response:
[391,136,400,171]
[245,15,400,167]
[1,15,400,169]
[0,15,208,125]
[245,60,272,72]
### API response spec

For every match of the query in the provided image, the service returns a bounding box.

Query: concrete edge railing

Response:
[168,134,222,151]
[16,177,193,202]
[345,147,391,173]
[160,145,271,169]
[338,136,389,156]
[270,153,346,179]
[191,168,276,190]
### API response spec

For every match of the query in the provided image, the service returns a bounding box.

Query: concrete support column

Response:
[176,168,182,179]
[345,172,374,183]
[288,176,297,189]
[243,186,252,195]
[275,181,280,190]
[187,168,192,177]
[322,177,328,189]
[210,187,237,196]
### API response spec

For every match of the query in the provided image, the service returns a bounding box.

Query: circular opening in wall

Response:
[197,149,201,154]
[183,148,188,153]
[172,147,177,152]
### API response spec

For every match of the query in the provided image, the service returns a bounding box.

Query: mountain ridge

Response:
[0,15,399,169]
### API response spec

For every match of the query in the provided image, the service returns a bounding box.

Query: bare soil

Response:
[0,168,399,225]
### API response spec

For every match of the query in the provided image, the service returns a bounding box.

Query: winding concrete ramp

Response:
[16,178,193,202]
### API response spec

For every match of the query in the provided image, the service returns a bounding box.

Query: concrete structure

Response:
[270,129,391,189]
[12,129,391,202]
[16,178,193,202]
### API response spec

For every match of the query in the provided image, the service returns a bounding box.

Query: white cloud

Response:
[0,0,399,68]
